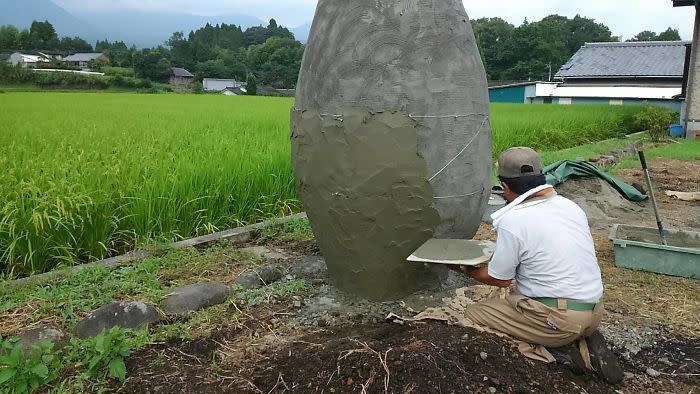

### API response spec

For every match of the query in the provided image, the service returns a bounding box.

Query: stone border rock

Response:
[6,212,307,289]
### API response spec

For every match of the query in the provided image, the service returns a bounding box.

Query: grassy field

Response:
[0,93,645,277]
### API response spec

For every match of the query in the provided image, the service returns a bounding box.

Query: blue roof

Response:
[556,41,690,79]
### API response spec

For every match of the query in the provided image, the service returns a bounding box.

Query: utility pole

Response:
[547,62,552,82]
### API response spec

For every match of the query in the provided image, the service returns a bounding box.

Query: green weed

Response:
[236,279,313,303]
[0,339,63,394]
[69,328,130,382]
[257,218,313,245]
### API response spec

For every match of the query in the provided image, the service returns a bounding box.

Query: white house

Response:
[203,78,243,92]
[8,52,49,68]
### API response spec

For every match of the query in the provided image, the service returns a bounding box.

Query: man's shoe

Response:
[586,330,624,384]
[547,343,587,375]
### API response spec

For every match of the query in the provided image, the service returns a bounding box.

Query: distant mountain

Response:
[74,10,265,47]
[291,22,312,43]
[0,0,101,41]
[1,0,300,48]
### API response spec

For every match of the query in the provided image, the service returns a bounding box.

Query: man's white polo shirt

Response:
[488,194,604,304]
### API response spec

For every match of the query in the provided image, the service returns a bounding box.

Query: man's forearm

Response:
[465,266,513,288]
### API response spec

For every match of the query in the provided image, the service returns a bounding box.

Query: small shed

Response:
[63,53,109,70]
[488,82,558,104]
[169,67,194,89]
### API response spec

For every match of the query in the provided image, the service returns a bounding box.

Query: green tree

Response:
[58,36,93,53]
[168,31,194,69]
[246,73,257,95]
[243,19,294,47]
[219,48,248,81]
[0,25,21,49]
[566,15,616,54]
[132,48,171,81]
[472,18,515,80]
[246,37,304,88]
[96,40,133,67]
[194,58,230,80]
[657,27,682,41]
[87,58,106,71]
[629,30,658,42]
[474,14,615,81]
[29,20,58,49]
[18,29,32,50]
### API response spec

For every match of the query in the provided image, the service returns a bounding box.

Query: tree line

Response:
[1,16,683,87]
[0,21,93,53]
[472,15,682,82]
[1,19,304,89]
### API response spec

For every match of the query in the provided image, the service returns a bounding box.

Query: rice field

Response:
[0,93,642,277]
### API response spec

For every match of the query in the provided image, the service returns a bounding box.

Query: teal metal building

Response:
[488,82,536,103]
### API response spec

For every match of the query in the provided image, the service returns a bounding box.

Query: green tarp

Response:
[544,160,648,202]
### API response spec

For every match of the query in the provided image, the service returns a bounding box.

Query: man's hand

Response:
[448,265,480,277]
[449,265,512,288]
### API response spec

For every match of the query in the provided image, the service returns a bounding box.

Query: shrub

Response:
[103,67,136,77]
[34,71,109,90]
[0,63,35,84]
[634,104,678,142]
[106,75,153,89]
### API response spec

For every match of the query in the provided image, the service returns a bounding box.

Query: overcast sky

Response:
[54,0,696,40]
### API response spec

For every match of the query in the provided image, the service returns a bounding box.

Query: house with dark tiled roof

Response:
[556,41,688,85]
[549,41,689,109]
[64,53,109,70]
[489,41,688,110]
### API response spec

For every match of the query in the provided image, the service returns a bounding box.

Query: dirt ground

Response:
[112,158,700,393]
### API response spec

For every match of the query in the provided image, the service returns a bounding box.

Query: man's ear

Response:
[501,181,511,194]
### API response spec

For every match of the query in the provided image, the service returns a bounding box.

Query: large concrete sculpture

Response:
[291,0,493,300]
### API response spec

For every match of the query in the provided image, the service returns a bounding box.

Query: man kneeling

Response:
[455,147,623,384]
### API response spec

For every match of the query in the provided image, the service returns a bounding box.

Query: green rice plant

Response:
[0,93,300,277]
[0,93,642,277]
[490,104,643,158]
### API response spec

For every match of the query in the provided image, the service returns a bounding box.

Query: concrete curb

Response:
[5,212,308,289]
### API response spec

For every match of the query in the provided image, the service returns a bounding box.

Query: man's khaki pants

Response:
[463,294,604,363]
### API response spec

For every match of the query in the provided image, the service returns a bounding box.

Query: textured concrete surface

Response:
[292,0,492,299]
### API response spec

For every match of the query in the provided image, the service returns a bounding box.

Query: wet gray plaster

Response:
[292,0,492,299]
[411,239,492,262]
[292,109,442,300]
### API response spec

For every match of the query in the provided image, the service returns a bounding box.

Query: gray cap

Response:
[497,147,544,178]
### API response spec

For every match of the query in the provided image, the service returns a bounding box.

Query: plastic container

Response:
[610,224,699,279]
[669,124,684,138]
